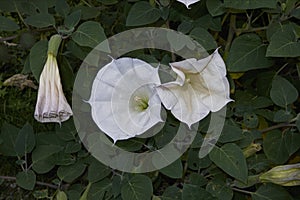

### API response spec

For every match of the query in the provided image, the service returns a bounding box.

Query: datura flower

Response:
[87,57,162,143]
[176,0,201,8]
[259,163,300,186]
[156,49,232,128]
[34,34,73,123]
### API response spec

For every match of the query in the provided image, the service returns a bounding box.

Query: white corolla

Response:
[34,34,73,123]
[156,49,232,128]
[87,57,163,143]
[176,0,201,8]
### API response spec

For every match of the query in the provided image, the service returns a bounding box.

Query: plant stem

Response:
[0,175,66,189]
[224,14,236,58]
[232,187,253,195]
[260,123,296,133]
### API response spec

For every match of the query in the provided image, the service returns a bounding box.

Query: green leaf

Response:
[32,144,63,162]
[55,0,70,17]
[32,189,48,199]
[209,143,248,182]
[162,186,181,200]
[206,0,225,17]
[56,191,68,200]
[243,112,259,128]
[252,183,293,200]
[206,179,233,200]
[182,184,215,200]
[121,175,153,200]
[57,162,86,183]
[0,16,19,31]
[15,122,35,156]
[263,130,289,164]
[284,131,300,156]
[270,76,298,108]
[266,24,300,57]
[73,5,99,20]
[160,159,183,179]
[227,34,273,72]
[189,173,208,187]
[273,110,293,122]
[88,178,112,200]
[88,159,111,183]
[126,2,161,26]
[29,40,48,81]
[25,13,55,28]
[224,0,277,9]
[218,124,243,143]
[16,170,36,190]
[189,27,217,51]
[72,21,106,48]
[0,123,19,156]
[64,10,81,30]
[32,155,56,174]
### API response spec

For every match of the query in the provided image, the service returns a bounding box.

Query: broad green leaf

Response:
[189,173,208,187]
[178,21,193,34]
[32,154,56,174]
[218,124,243,143]
[72,21,106,48]
[270,76,298,107]
[224,0,277,9]
[160,159,183,179]
[193,14,222,32]
[64,142,81,153]
[121,175,153,200]
[187,148,211,170]
[97,0,118,5]
[0,16,19,31]
[206,0,225,17]
[263,130,289,164]
[243,112,259,128]
[291,8,300,19]
[32,144,63,162]
[162,185,181,200]
[55,0,70,17]
[20,32,36,49]
[73,5,99,20]
[252,183,293,200]
[87,159,111,183]
[56,191,68,200]
[227,34,273,72]
[284,131,300,156]
[266,24,300,57]
[25,13,55,28]
[126,2,161,26]
[57,162,86,183]
[15,122,35,156]
[209,143,248,182]
[88,178,112,200]
[206,179,233,200]
[0,123,19,156]
[182,184,215,200]
[16,170,36,190]
[29,40,48,81]
[64,10,81,30]
[273,110,293,122]
[54,152,75,166]
[189,27,217,50]
[32,189,48,199]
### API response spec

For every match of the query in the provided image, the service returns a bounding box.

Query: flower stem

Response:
[232,187,253,195]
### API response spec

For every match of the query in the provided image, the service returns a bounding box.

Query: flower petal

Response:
[176,0,201,8]
[157,49,232,127]
[34,54,73,123]
[88,57,162,143]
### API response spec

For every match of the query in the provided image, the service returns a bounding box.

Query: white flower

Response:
[176,0,201,8]
[156,49,232,128]
[34,35,73,123]
[87,57,163,143]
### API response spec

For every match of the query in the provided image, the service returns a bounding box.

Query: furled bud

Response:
[243,143,262,158]
[259,163,300,186]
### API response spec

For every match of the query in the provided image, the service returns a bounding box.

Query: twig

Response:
[232,187,253,195]
[0,175,67,190]
[260,123,296,133]
[0,35,18,42]
[235,26,268,34]
[224,15,236,57]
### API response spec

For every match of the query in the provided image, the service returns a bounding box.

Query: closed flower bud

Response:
[243,143,262,158]
[259,163,300,186]
[34,34,73,123]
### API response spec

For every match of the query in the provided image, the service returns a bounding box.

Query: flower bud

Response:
[243,143,262,158]
[259,163,300,186]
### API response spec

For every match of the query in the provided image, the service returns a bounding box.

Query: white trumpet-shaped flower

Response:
[34,35,73,123]
[176,0,201,8]
[156,49,232,128]
[88,57,162,143]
